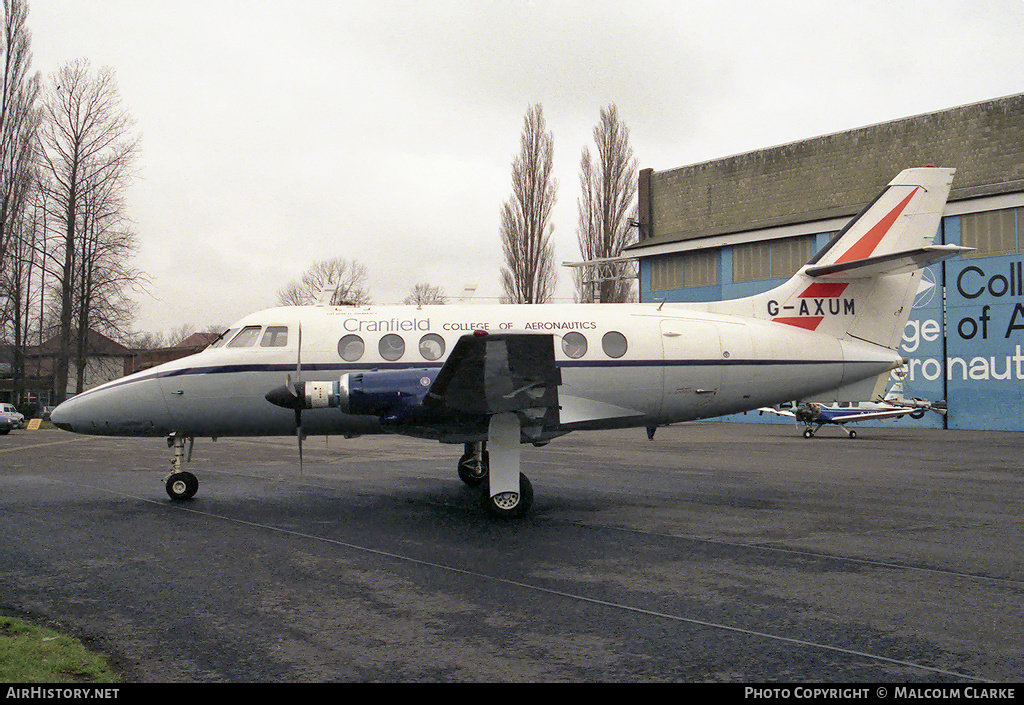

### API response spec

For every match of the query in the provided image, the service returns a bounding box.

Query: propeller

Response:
[294,322,303,474]
[264,322,304,474]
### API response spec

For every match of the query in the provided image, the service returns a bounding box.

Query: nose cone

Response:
[48,397,78,432]
[47,375,174,437]
[265,383,302,410]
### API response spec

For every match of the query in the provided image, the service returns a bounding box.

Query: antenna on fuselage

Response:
[315,283,337,306]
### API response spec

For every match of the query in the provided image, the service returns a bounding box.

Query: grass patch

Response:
[0,616,121,683]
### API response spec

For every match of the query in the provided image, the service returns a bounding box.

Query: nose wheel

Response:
[165,432,198,500]
[166,471,199,500]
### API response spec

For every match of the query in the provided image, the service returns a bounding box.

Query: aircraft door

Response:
[660,318,722,418]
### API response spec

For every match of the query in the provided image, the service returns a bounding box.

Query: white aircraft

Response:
[759,379,947,439]
[50,167,967,518]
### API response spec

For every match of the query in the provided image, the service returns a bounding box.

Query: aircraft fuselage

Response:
[52,302,902,441]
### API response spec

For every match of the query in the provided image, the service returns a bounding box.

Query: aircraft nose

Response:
[48,398,78,432]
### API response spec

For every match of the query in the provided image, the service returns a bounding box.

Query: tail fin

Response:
[711,167,964,349]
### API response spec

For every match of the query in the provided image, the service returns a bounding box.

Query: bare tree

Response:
[276,256,371,306]
[0,0,40,406]
[500,104,557,304]
[576,104,638,303]
[0,0,37,275]
[36,58,140,400]
[403,282,447,305]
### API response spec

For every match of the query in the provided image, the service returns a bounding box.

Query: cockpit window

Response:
[227,326,262,348]
[208,328,237,349]
[260,326,289,347]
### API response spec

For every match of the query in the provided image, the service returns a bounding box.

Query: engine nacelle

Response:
[294,369,442,425]
[794,402,822,424]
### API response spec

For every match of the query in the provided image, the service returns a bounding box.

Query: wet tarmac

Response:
[1,423,1021,682]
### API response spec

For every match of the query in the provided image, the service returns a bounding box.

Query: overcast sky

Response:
[27,0,1024,335]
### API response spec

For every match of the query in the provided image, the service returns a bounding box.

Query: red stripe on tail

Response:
[799,282,849,298]
[834,187,919,263]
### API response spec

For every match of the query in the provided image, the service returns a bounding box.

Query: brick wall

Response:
[642,94,1024,246]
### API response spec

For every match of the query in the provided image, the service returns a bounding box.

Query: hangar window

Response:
[260,326,288,347]
[733,235,817,282]
[227,326,262,347]
[651,254,683,291]
[683,250,718,287]
[338,334,365,362]
[602,331,628,358]
[561,331,587,359]
[961,208,1018,258]
[418,333,446,361]
[733,241,771,282]
[379,334,405,361]
[770,235,816,278]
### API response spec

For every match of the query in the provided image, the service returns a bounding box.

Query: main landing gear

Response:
[802,425,857,439]
[457,413,535,519]
[165,432,199,500]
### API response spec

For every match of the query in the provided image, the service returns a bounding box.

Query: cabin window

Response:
[419,333,446,361]
[227,326,262,348]
[602,331,628,358]
[338,334,365,362]
[379,334,405,361]
[561,332,587,359]
[260,326,289,347]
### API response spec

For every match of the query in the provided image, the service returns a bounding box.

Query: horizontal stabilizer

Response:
[805,245,973,279]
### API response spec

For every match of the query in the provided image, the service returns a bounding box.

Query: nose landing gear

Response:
[165,433,198,500]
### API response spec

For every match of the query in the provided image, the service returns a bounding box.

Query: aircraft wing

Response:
[828,407,917,423]
[758,406,796,418]
[424,332,562,418]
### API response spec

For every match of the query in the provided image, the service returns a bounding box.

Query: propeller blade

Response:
[296,321,303,475]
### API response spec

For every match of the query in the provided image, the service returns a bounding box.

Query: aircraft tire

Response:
[483,473,533,519]
[458,450,489,487]
[803,429,814,438]
[849,430,857,439]
[166,471,199,501]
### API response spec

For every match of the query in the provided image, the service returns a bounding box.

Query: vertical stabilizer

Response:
[708,167,956,350]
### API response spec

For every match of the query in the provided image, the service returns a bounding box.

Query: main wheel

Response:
[166,471,199,501]
[848,430,858,439]
[482,473,533,519]
[458,450,489,487]
[803,428,814,438]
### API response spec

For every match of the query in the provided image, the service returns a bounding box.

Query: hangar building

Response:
[625,93,1024,430]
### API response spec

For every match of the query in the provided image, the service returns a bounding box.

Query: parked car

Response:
[0,414,14,434]
[0,403,25,430]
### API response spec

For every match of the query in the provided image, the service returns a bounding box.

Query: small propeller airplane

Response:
[759,378,947,438]
[50,167,968,518]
